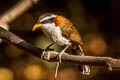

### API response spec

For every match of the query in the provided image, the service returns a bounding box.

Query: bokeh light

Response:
[57,68,77,80]
[24,64,43,80]
[0,68,14,80]
[84,34,107,55]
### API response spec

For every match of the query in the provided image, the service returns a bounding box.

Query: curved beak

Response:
[32,24,43,31]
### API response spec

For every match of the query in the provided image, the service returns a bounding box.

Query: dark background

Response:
[0,0,120,80]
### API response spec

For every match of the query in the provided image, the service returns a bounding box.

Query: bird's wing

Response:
[58,16,83,45]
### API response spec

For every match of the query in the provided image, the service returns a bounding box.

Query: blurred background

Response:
[0,0,120,80]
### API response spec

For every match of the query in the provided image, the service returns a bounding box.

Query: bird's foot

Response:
[82,65,90,75]
[41,48,54,59]
[57,50,65,63]
[106,63,112,71]
[41,51,46,59]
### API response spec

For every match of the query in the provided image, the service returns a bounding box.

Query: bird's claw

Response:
[106,63,112,71]
[41,51,46,59]
[41,47,54,59]
[57,50,65,63]
[82,65,90,75]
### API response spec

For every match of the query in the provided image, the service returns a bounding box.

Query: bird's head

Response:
[32,13,62,31]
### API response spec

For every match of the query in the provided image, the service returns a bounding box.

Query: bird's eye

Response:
[42,20,49,23]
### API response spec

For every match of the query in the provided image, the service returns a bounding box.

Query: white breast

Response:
[41,23,71,46]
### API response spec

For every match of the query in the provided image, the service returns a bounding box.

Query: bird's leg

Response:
[54,45,70,78]
[78,45,84,56]
[58,45,70,63]
[45,43,54,50]
[41,43,54,59]
[78,45,90,75]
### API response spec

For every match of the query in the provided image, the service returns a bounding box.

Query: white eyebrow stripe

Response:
[40,15,56,22]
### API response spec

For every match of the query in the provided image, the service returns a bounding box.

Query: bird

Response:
[32,13,90,75]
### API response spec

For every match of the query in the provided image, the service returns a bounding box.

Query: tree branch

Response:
[0,0,39,24]
[0,0,39,42]
[0,27,120,71]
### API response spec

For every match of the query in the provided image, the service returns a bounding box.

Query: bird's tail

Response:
[68,44,90,75]
[77,45,90,75]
